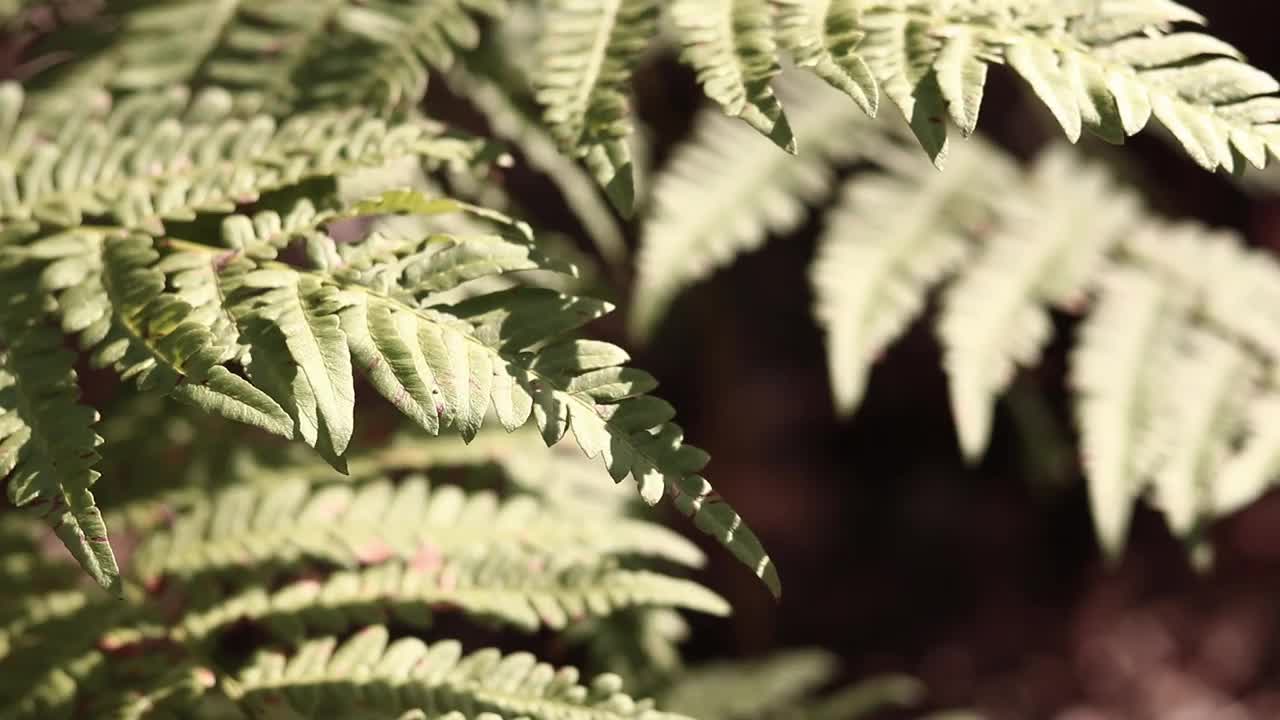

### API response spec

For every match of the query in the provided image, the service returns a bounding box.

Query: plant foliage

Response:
[5,1,1280,717]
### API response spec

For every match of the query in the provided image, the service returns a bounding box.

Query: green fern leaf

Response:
[811,138,1016,415]
[132,475,704,584]
[0,269,118,593]
[232,626,692,720]
[0,83,475,232]
[938,147,1141,460]
[99,233,293,437]
[631,75,881,341]
[1069,267,1176,557]
[774,0,879,116]
[854,1,1280,173]
[447,66,629,267]
[181,560,728,642]
[233,271,357,454]
[672,0,795,152]
[34,1,506,114]
[1213,395,1280,517]
[1145,329,1251,535]
[535,0,658,215]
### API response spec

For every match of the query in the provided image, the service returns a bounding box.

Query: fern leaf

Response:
[1145,329,1251,535]
[34,1,506,113]
[774,0,879,116]
[856,4,951,165]
[232,626,691,720]
[450,290,781,595]
[0,272,118,592]
[180,560,728,642]
[672,0,795,152]
[853,1,1280,173]
[448,66,629,267]
[631,75,880,340]
[234,271,357,454]
[93,187,778,593]
[131,475,704,584]
[99,233,293,437]
[938,147,1141,460]
[811,138,1015,415]
[660,649,838,719]
[535,0,658,215]
[0,83,474,232]
[1069,267,1175,557]
[1213,395,1280,517]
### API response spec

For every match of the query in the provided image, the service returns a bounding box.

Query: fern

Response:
[0,166,778,594]
[130,475,705,583]
[534,0,657,216]
[30,0,508,113]
[812,136,1017,413]
[0,84,474,232]
[10,2,1280,716]
[0,434,731,719]
[631,75,882,340]
[230,625,688,720]
[637,71,1280,555]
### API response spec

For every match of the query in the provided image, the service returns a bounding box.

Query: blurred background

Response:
[595,4,1280,718]
[8,2,1280,718]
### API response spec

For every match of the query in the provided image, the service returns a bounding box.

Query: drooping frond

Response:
[672,0,795,152]
[0,172,777,593]
[811,136,1017,414]
[0,267,118,592]
[631,75,884,340]
[32,1,508,114]
[831,142,1280,551]
[1142,328,1252,536]
[534,0,658,215]
[938,146,1143,460]
[851,0,1280,172]
[1068,267,1176,558]
[230,625,692,720]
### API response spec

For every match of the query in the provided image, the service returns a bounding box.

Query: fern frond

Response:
[447,66,628,266]
[35,1,507,114]
[811,137,1016,414]
[0,83,474,232]
[0,268,118,592]
[180,560,728,642]
[1069,267,1176,557]
[0,177,776,593]
[131,475,704,585]
[534,0,658,215]
[774,0,879,117]
[230,625,690,719]
[1143,328,1252,535]
[672,0,795,152]
[938,147,1142,460]
[852,1,1280,173]
[1213,394,1280,517]
[631,75,882,340]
